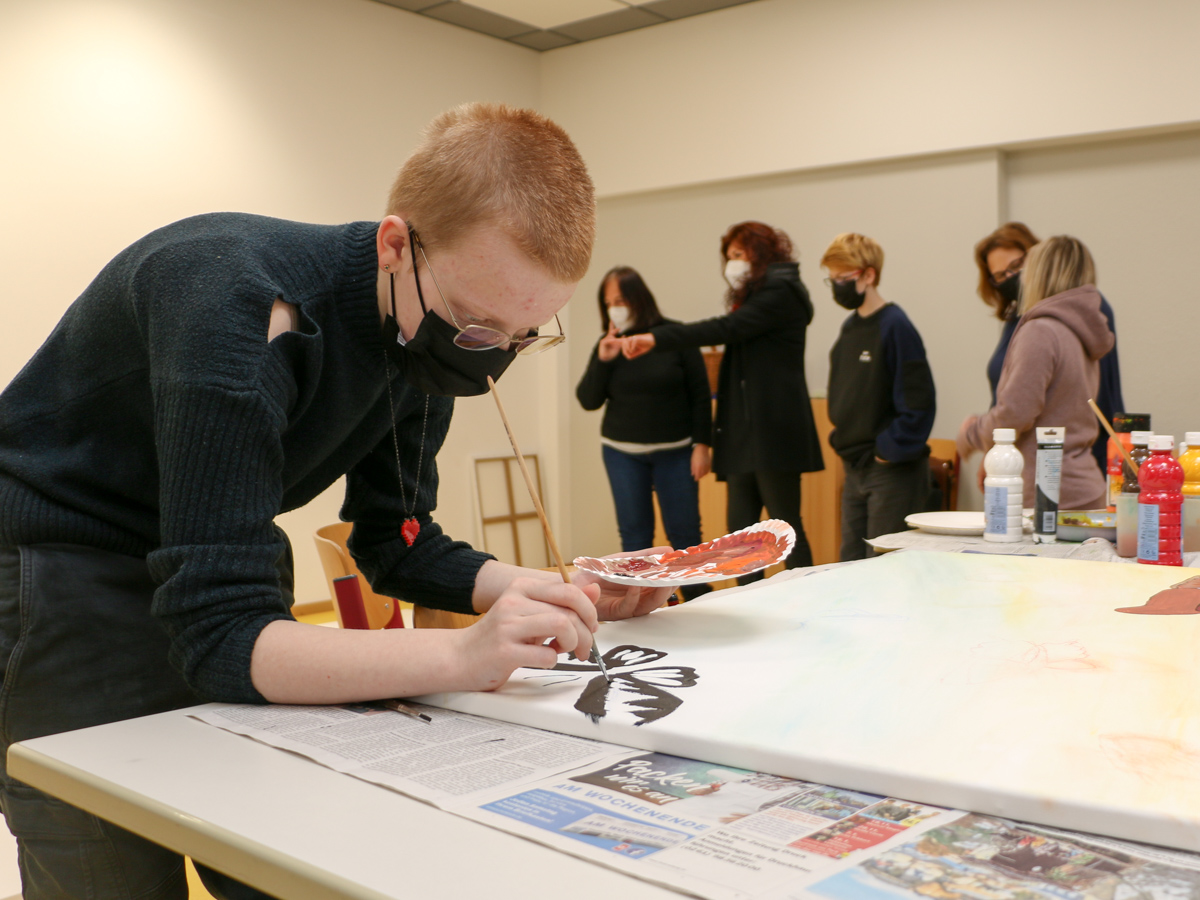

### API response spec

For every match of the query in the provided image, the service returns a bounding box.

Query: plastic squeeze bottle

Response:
[1106,413,1150,511]
[1115,431,1154,557]
[1181,431,1200,553]
[984,428,1024,543]
[1138,434,1185,566]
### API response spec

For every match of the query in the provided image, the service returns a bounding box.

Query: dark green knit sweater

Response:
[0,213,491,702]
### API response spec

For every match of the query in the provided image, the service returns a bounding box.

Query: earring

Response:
[383,264,390,271]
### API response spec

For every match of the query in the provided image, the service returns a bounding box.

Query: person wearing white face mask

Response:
[623,222,824,577]
[577,267,714,600]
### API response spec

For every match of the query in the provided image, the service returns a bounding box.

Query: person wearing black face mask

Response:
[380,224,524,397]
[0,102,678,900]
[822,233,936,562]
[974,223,1123,473]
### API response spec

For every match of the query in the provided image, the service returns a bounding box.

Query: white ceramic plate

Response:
[904,511,986,536]
[573,520,796,587]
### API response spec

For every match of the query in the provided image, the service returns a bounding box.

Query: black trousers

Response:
[725,471,813,584]
[839,457,930,561]
[0,543,285,900]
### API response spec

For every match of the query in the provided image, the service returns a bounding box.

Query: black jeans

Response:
[725,471,813,584]
[0,543,283,900]
[839,457,930,561]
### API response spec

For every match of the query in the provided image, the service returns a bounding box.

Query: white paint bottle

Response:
[984,428,1024,542]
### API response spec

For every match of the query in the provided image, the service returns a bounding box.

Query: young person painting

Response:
[958,236,1113,511]
[622,222,825,577]
[974,222,1122,472]
[576,266,713,600]
[822,233,936,561]
[0,103,672,900]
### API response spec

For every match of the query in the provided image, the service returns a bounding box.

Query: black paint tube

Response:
[1034,427,1064,543]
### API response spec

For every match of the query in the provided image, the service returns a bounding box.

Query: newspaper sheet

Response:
[195,705,1200,900]
[191,701,624,807]
[458,749,958,900]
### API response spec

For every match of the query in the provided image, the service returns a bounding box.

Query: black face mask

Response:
[382,269,516,397]
[996,271,1022,311]
[832,279,866,310]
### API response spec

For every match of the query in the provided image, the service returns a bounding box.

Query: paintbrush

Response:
[487,376,611,684]
[1087,398,1138,477]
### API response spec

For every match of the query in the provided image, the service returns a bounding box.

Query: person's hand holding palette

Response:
[573,520,796,587]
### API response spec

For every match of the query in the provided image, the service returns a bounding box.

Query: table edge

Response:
[8,742,392,900]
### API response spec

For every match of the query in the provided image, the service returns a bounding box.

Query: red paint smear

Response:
[1116,575,1200,615]
[603,531,782,578]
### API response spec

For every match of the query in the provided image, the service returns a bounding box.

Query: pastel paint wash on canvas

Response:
[417,551,1200,852]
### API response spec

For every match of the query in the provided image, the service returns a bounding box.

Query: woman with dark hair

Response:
[959,235,1114,510]
[974,222,1122,471]
[576,267,714,598]
[624,222,824,575]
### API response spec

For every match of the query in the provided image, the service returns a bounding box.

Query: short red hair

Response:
[387,103,595,283]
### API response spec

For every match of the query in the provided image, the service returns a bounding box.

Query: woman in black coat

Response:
[623,222,825,574]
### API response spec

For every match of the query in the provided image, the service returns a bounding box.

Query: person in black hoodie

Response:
[821,233,936,561]
[623,222,825,575]
[577,267,714,598]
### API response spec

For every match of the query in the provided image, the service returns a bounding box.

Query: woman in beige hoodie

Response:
[957,236,1114,510]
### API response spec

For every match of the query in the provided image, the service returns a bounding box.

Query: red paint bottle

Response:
[1138,435,1185,566]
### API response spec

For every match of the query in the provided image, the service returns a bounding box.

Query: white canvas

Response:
[417,552,1200,852]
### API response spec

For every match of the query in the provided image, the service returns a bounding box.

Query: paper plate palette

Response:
[904,510,986,535]
[573,520,795,587]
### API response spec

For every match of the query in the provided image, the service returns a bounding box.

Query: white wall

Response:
[0,0,542,603]
[541,0,1200,198]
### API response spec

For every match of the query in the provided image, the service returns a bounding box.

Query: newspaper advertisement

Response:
[195,705,1200,900]
[456,749,959,900]
[191,701,624,807]
[780,811,1200,900]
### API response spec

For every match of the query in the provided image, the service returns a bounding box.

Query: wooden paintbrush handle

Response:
[1087,399,1138,476]
[487,376,571,583]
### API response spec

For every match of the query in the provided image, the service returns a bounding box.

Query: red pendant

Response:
[401,517,420,547]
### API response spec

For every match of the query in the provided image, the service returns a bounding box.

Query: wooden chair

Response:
[313,523,410,629]
[314,521,479,630]
[926,438,960,512]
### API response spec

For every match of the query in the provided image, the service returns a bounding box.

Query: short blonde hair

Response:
[387,103,595,283]
[1019,236,1096,314]
[820,233,885,286]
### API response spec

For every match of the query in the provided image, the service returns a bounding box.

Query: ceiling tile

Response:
[470,0,626,31]
[557,6,667,41]
[638,0,758,20]
[421,2,531,38]
[508,30,579,50]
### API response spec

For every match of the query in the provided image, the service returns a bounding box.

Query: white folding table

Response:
[8,708,676,900]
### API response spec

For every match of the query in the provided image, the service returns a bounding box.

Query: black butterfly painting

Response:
[525,644,699,726]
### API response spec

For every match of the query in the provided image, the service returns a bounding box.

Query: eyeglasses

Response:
[411,229,566,356]
[989,256,1025,287]
[822,270,862,288]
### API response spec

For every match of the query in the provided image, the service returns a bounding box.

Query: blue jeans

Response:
[0,543,281,899]
[602,445,703,553]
